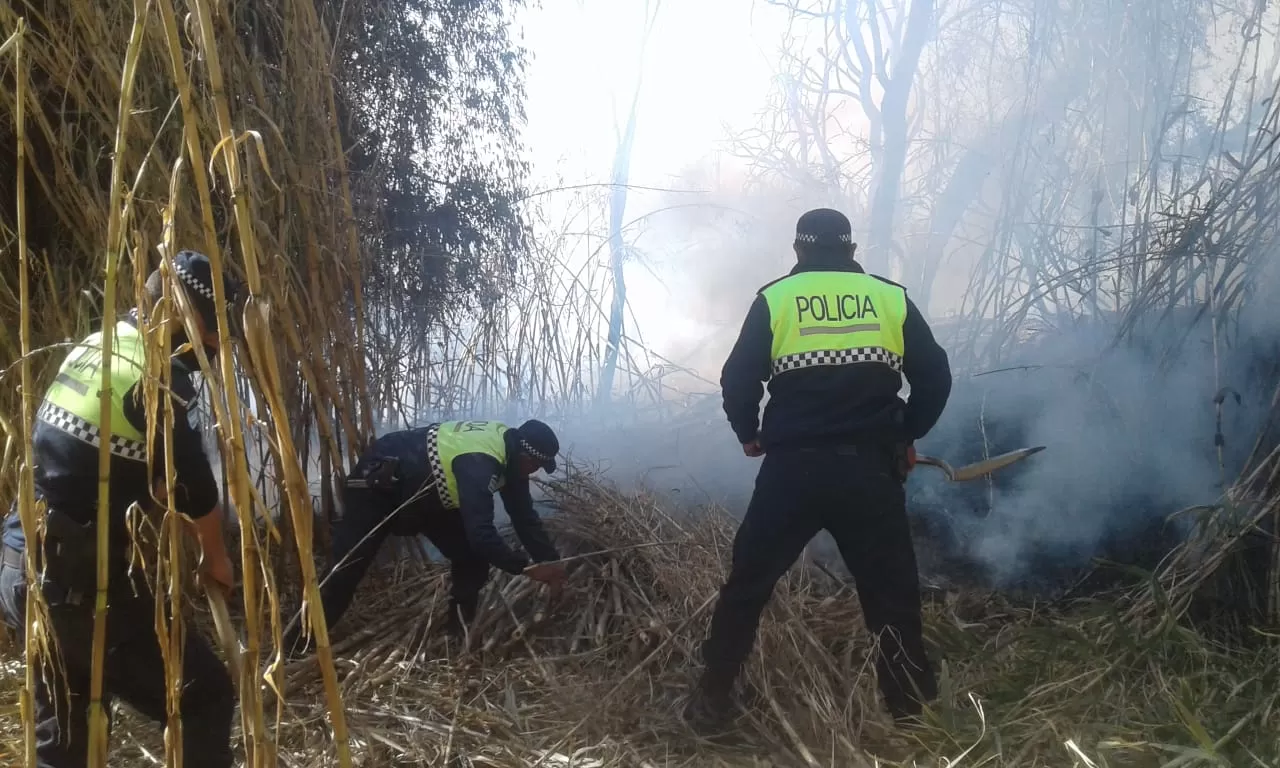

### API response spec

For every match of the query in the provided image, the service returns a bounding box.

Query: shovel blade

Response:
[949,445,1046,482]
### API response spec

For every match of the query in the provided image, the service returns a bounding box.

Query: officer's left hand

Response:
[906,443,917,472]
[742,439,764,458]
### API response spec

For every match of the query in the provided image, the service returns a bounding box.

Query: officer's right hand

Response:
[524,561,567,595]
[202,550,236,596]
[742,439,764,458]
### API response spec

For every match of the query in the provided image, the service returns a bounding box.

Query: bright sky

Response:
[517,0,792,364]
[519,1,785,182]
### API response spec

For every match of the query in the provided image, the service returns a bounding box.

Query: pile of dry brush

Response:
[6,464,1266,768]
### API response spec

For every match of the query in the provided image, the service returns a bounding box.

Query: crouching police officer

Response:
[284,419,567,656]
[685,209,954,732]
[0,250,240,767]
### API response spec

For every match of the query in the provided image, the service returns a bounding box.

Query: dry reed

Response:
[6,467,1271,766]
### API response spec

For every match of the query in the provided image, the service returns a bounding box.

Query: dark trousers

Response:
[700,445,937,719]
[306,483,492,644]
[0,546,235,768]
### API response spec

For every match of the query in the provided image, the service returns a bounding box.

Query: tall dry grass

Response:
[0,0,376,762]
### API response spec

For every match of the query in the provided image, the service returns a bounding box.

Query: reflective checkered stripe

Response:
[795,232,853,244]
[176,262,216,302]
[37,401,147,462]
[424,423,454,508]
[519,438,553,465]
[772,346,904,376]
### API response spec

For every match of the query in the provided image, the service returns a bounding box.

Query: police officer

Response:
[284,419,567,656]
[0,250,240,767]
[684,208,953,732]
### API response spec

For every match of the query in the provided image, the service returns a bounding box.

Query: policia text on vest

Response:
[793,290,881,323]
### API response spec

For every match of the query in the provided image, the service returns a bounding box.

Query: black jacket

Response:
[352,426,559,574]
[720,260,952,450]
[2,311,221,554]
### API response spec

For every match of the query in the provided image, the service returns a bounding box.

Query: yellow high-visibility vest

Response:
[427,420,509,509]
[760,270,908,377]
[39,321,149,462]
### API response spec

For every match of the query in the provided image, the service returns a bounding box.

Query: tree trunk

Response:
[863,0,934,276]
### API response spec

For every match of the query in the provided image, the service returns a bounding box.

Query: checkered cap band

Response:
[795,232,853,244]
[772,346,904,376]
[424,423,455,508]
[174,263,217,302]
[37,401,147,462]
[519,438,553,462]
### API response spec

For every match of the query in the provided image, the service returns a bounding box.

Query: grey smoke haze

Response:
[198,171,1279,594]
[203,267,1278,594]
[542,170,1280,591]
[912,295,1278,588]
[553,275,1278,592]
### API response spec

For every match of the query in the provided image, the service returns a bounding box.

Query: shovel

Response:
[206,586,245,695]
[914,445,1046,482]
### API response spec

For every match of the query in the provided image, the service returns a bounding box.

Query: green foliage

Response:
[318,0,532,321]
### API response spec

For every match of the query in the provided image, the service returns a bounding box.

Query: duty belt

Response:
[38,508,96,605]
[0,543,87,606]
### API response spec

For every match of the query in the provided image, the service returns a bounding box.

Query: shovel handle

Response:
[914,454,954,479]
[206,588,244,694]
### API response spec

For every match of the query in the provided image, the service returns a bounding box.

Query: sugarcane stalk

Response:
[244,294,354,763]
[86,3,148,763]
[11,18,39,767]
[151,188,186,767]
[156,2,273,762]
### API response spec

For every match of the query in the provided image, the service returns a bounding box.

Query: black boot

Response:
[682,669,735,737]
[888,696,929,731]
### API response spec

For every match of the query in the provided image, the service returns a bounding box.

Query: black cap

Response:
[172,250,242,332]
[795,208,854,248]
[515,419,559,474]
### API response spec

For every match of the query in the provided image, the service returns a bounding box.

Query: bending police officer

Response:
[0,250,241,768]
[685,208,953,732]
[284,419,567,656]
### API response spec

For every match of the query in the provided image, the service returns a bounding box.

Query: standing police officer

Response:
[284,419,567,656]
[685,208,953,732]
[0,250,240,767]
